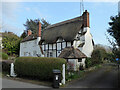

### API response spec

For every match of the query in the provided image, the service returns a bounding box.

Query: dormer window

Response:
[57,37,63,42]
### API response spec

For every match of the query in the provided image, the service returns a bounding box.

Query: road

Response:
[1,78,50,88]
[1,63,119,89]
[66,63,120,88]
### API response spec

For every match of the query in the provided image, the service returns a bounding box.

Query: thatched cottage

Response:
[20,10,94,71]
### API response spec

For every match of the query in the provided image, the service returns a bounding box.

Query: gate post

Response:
[62,64,65,85]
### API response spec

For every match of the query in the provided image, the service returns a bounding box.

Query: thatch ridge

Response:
[41,16,83,44]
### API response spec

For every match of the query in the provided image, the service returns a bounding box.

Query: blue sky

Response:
[1,1,118,46]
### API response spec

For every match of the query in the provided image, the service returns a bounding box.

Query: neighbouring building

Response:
[20,10,94,71]
[20,27,42,57]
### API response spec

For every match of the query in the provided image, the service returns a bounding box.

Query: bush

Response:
[91,48,107,65]
[65,71,84,81]
[15,57,66,81]
[2,60,14,73]
[0,52,8,60]
[105,53,115,62]
[85,58,92,68]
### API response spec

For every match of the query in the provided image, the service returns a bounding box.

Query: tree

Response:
[20,30,27,39]
[23,18,50,35]
[91,46,107,64]
[107,14,120,60]
[2,32,21,56]
[107,14,120,48]
[41,18,50,30]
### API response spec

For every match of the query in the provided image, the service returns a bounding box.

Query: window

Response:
[47,51,49,57]
[29,52,31,56]
[78,58,82,62]
[50,52,53,57]
[33,51,37,56]
[58,51,61,53]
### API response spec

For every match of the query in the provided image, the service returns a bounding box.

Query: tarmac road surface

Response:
[65,63,119,88]
[1,78,50,88]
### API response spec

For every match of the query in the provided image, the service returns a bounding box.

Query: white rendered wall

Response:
[77,58,86,69]
[73,27,93,57]
[67,58,86,71]
[82,27,93,57]
[67,59,77,71]
[20,38,42,57]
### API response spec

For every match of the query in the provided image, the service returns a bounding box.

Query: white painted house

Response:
[20,10,94,71]
[20,23,43,57]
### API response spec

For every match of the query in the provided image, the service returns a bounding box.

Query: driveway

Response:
[1,78,50,88]
[65,63,119,88]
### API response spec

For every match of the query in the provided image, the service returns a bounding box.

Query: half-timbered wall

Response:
[42,40,72,57]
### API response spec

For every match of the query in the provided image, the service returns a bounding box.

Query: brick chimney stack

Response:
[38,21,41,37]
[83,10,90,27]
[27,30,32,36]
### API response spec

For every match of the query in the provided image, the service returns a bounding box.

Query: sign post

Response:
[116,58,119,88]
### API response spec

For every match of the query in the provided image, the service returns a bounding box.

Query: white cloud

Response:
[25,7,31,11]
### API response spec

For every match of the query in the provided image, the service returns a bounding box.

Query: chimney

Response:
[27,30,32,36]
[83,10,90,27]
[38,21,41,37]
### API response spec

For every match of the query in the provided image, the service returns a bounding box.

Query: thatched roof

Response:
[41,16,83,44]
[58,47,87,59]
[21,34,37,42]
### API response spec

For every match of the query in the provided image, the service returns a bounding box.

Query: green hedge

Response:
[0,52,8,60]
[85,58,92,68]
[15,57,66,81]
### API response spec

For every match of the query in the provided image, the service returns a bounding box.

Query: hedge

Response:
[85,58,92,68]
[15,57,66,81]
[0,52,8,60]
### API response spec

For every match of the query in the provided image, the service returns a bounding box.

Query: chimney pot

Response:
[27,30,32,36]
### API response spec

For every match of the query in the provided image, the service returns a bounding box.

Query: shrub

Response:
[105,53,115,62]
[91,48,107,65]
[85,58,92,68]
[0,52,8,60]
[65,71,84,81]
[15,57,66,81]
[2,32,21,56]
[2,60,14,73]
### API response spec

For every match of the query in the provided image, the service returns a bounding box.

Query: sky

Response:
[1,0,119,46]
